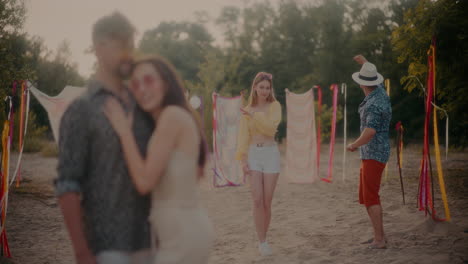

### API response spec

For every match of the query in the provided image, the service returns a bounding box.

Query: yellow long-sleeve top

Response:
[235,101,282,161]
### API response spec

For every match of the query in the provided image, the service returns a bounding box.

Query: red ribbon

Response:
[0,94,13,257]
[395,121,405,204]
[418,40,444,221]
[322,84,338,183]
[314,85,322,177]
[0,230,10,257]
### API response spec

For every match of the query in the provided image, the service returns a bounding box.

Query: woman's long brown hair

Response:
[133,56,207,173]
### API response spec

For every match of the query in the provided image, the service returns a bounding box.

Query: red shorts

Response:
[359,159,386,207]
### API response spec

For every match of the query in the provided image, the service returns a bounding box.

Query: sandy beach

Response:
[2,143,468,264]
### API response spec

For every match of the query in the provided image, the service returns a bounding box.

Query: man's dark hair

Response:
[92,11,136,43]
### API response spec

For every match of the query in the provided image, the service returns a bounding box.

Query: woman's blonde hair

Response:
[246,72,277,107]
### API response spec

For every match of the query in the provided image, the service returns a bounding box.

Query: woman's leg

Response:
[249,171,266,242]
[262,173,279,237]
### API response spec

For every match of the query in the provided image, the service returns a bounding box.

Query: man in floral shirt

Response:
[347,55,391,249]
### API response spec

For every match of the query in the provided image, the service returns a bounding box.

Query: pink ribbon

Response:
[314,85,322,177]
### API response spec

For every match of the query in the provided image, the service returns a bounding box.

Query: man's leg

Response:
[362,159,386,248]
[366,205,385,243]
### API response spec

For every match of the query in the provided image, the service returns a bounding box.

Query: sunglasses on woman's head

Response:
[131,74,156,91]
[258,73,273,80]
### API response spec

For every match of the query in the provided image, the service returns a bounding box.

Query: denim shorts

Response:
[247,144,281,174]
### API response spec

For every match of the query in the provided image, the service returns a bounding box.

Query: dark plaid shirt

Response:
[55,80,155,254]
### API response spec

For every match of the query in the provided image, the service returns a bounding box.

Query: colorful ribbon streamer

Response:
[395,121,405,204]
[313,85,322,177]
[384,79,390,181]
[445,117,448,160]
[404,76,449,160]
[418,68,434,218]
[323,84,338,183]
[0,97,12,258]
[341,83,347,181]
[10,83,31,187]
[429,41,451,221]
[418,39,450,221]
[0,81,32,257]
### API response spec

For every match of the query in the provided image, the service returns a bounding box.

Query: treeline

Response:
[1,0,467,150]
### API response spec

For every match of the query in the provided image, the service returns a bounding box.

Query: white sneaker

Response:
[258,242,273,256]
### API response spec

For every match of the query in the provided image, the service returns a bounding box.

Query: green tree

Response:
[139,21,215,82]
[31,40,86,130]
[392,0,468,146]
[0,0,36,121]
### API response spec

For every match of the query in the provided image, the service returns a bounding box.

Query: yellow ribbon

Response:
[1,121,10,227]
[430,45,451,221]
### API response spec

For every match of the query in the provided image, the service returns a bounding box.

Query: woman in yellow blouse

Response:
[236,72,281,256]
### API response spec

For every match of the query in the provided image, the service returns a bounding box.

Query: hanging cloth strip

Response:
[28,83,87,142]
[313,85,322,177]
[13,81,30,187]
[341,83,347,181]
[395,121,405,204]
[212,93,244,187]
[285,88,318,183]
[384,79,390,181]
[322,84,338,183]
[429,40,451,221]
[418,39,450,221]
[0,96,13,258]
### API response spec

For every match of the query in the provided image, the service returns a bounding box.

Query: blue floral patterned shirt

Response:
[358,84,392,163]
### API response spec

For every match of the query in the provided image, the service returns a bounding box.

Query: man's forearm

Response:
[58,193,92,258]
[351,128,376,148]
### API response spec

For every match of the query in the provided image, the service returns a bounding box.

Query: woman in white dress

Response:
[103,56,215,264]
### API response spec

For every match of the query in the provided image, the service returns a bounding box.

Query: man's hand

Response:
[347,143,358,152]
[353,55,368,65]
[58,193,96,264]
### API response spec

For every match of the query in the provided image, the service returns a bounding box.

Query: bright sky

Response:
[24,0,251,78]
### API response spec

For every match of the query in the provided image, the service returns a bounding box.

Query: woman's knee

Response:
[252,196,264,209]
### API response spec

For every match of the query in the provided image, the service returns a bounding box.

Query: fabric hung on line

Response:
[285,88,319,183]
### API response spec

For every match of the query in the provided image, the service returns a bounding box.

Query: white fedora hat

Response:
[352,62,384,86]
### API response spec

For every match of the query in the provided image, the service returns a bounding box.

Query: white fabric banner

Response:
[29,84,87,142]
[285,89,319,183]
[212,93,244,187]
